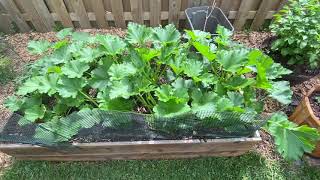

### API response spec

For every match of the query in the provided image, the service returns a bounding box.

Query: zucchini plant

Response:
[5,23,320,160]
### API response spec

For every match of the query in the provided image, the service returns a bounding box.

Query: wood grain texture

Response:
[0,131,261,161]
[233,0,255,31]
[49,0,73,27]
[0,0,30,32]
[91,0,108,28]
[110,0,126,28]
[168,0,181,27]
[0,14,11,33]
[71,0,91,28]
[130,0,143,24]
[32,0,55,31]
[150,0,161,26]
[250,0,273,30]
[18,0,45,32]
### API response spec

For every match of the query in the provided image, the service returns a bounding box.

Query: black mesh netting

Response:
[0,110,269,147]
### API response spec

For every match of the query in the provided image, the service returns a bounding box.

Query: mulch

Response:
[0,29,319,166]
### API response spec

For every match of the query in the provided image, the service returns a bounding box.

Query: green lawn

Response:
[2,152,320,180]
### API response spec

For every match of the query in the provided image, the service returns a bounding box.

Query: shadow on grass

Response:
[2,152,320,180]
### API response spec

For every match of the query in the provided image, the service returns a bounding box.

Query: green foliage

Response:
[0,56,15,84]
[5,23,298,159]
[265,113,320,161]
[270,0,320,68]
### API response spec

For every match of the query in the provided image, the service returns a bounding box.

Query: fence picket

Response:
[0,14,11,33]
[168,0,181,27]
[18,0,45,32]
[0,0,30,32]
[50,0,73,27]
[251,0,273,30]
[233,0,256,31]
[31,0,55,31]
[130,0,143,24]
[110,0,126,28]
[150,0,161,26]
[91,0,108,28]
[71,0,91,28]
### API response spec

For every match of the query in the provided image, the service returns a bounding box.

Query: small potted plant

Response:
[289,84,320,157]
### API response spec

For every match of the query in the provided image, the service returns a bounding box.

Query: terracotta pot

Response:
[289,85,320,157]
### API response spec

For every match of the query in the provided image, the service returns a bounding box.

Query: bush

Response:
[0,56,14,84]
[270,0,320,69]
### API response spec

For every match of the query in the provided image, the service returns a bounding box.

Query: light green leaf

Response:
[216,49,248,73]
[4,96,24,111]
[266,113,320,161]
[182,59,203,78]
[61,60,90,78]
[155,85,189,103]
[191,89,217,118]
[56,28,73,39]
[36,74,60,96]
[267,81,292,104]
[109,79,134,99]
[24,104,46,122]
[227,92,244,107]
[126,22,151,44]
[152,24,180,44]
[89,65,110,90]
[27,40,51,55]
[193,41,216,61]
[267,63,292,80]
[96,34,126,56]
[77,47,101,63]
[97,91,133,111]
[17,77,41,95]
[153,100,191,118]
[108,63,137,80]
[57,76,86,98]
[224,76,255,90]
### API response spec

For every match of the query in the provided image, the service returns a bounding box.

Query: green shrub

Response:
[0,56,14,84]
[270,0,320,69]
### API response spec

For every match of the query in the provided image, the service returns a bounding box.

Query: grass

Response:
[2,152,320,180]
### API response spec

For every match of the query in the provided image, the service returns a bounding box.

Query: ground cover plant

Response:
[270,0,320,69]
[4,23,320,161]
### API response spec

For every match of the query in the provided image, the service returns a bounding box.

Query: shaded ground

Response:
[0,29,319,178]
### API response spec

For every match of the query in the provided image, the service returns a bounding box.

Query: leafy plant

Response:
[316,96,320,104]
[7,23,316,161]
[270,0,320,68]
[0,56,15,84]
[265,113,320,161]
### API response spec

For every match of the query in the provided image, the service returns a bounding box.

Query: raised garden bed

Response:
[0,131,261,161]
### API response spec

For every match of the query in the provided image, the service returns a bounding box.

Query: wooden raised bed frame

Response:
[289,85,320,157]
[0,131,261,161]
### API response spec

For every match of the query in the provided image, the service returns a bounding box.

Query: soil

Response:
[309,92,320,118]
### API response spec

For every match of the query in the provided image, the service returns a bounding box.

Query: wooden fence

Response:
[0,0,287,33]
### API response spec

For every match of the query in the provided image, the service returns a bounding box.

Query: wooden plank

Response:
[130,0,143,24]
[70,0,91,28]
[21,10,276,23]
[15,151,248,161]
[91,0,108,28]
[17,0,45,32]
[168,0,181,27]
[251,0,274,30]
[0,14,11,33]
[49,0,73,27]
[233,0,256,31]
[150,0,161,26]
[220,0,233,15]
[31,0,55,31]
[110,0,126,28]
[0,0,30,32]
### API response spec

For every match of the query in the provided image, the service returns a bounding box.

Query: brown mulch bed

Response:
[0,29,319,167]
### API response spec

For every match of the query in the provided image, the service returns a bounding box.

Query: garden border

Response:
[0,131,261,161]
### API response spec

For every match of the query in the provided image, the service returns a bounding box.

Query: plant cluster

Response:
[0,42,15,84]
[270,0,320,69]
[4,23,320,160]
